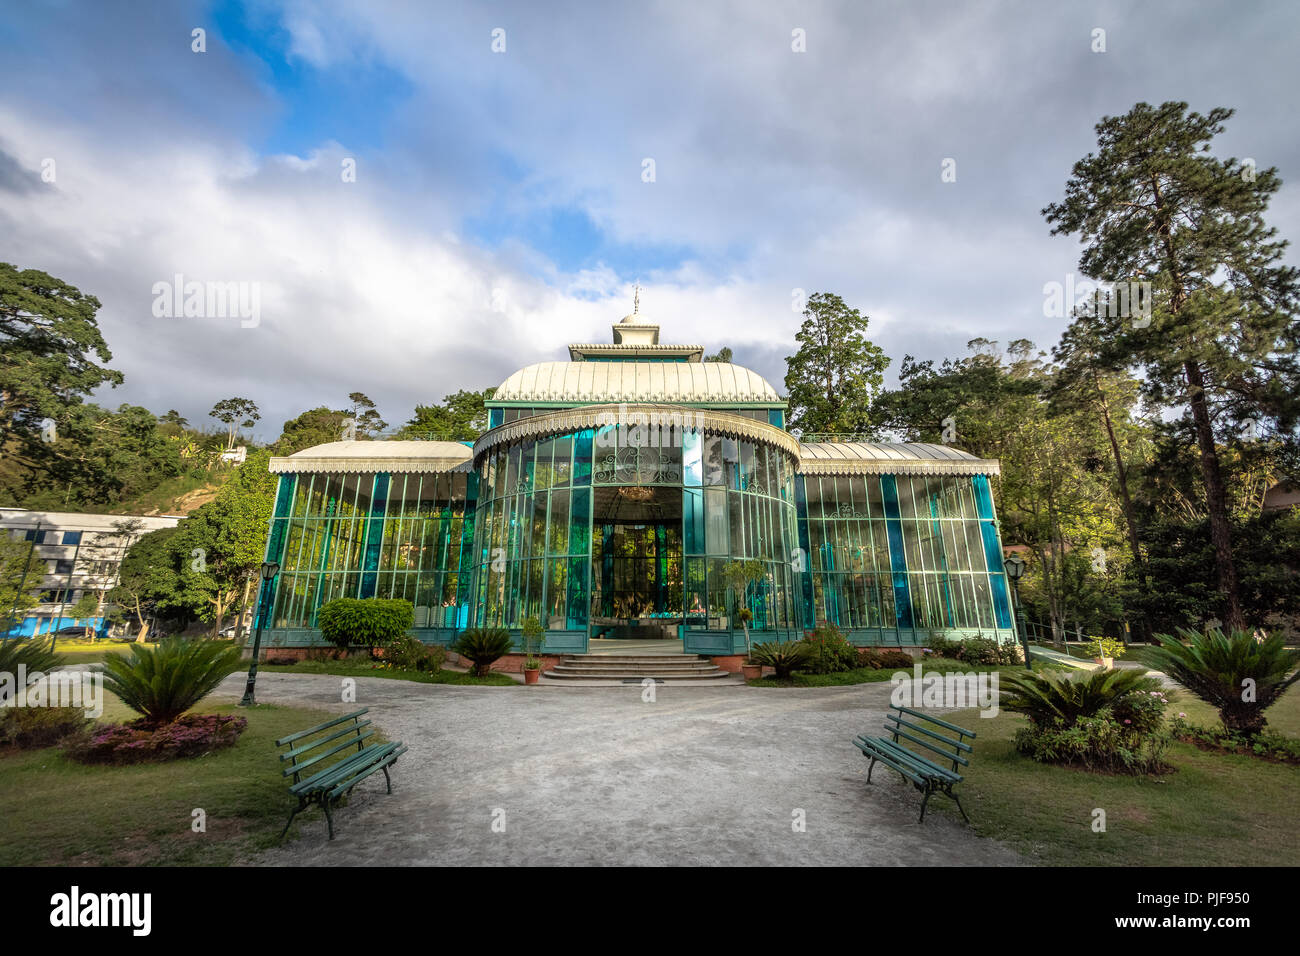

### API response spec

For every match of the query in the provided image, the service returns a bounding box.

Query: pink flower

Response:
[1178,712,1187,718]
[1123,719,1132,724]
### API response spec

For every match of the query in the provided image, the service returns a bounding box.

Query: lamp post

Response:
[239,560,280,707]
[1003,553,1032,671]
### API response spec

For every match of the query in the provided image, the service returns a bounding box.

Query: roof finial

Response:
[633,281,640,315]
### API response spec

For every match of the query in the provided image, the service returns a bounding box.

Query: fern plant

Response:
[101,638,243,727]
[1146,628,1300,736]
[451,628,514,676]
[0,636,64,683]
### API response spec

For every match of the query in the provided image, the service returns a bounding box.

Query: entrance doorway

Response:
[590,485,683,650]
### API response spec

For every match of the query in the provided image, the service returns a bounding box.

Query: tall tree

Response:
[209,397,260,450]
[347,391,388,437]
[274,406,348,455]
[784,292,889,436]
[400,387,496,441]
[1043,101,1300,632]
[0,264,123,455]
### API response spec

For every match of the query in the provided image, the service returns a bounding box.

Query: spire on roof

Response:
[633,281,640,315]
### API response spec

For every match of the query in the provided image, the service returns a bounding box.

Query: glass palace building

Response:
[257,313,1015,656]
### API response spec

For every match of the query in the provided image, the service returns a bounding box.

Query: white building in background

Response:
[1,508,183,637]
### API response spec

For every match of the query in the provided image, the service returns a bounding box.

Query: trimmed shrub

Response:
[317,598,414,650]
[101,638,243,727]
[751,640,811,679]
[0,706,90,749]
[1169,718,1300,765]
[66,714,247,764]
[1146,628,1299,737]
[800,625,858,674]
[451,628,513,676]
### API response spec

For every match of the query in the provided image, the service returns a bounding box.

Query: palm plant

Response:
[451,627,514,677]
[0,635,64,678]
[1146,628,1300,736]
[101,638,243,726]
[1000,667,1164,726]
[750,639,811,680]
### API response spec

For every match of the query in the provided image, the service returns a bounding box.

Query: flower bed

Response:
[66,714,247,765]
[1169,717,1300,765]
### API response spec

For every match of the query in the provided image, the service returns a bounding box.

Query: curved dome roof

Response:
[798,441,998,476]
[493,361,783,405]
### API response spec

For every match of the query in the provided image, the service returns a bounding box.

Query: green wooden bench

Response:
[275,708,407,840]
[852,705,976,823]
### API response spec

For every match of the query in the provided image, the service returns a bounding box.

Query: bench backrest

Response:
[885,705,976,774]
[275,708,373,784]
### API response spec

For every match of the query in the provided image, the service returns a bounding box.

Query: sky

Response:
[2,0,1299,442]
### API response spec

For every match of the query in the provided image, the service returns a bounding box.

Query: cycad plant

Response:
[1146,628,1299,736]
[451,628,514,676]
[0,635,64,677]
[101,638,243,727]
[751,640,811,680]
[1000,667,1164,727]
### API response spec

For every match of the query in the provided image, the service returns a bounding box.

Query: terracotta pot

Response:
[741,663,763,680]
[523,667,541,684]
[1093,657,1113,670]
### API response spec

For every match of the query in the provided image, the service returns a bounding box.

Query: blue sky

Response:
[1,0,1298,439]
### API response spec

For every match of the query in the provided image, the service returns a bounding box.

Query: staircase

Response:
[542,654,734,683]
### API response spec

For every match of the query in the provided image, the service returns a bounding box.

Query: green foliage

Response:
[784,292,889,435]
[1085,637,1126,660]
[0,534,40,624]
[273,406,348,455]
[316,598,414,650]
[399,388,496,440]
[1003,667,1172,772]
[1043,101,1300,633]
[208,397,260,450]
[1012,708,1169,773]
[0,263,122,466]
[925,634,963,658]
[954,635,1021,666]
[1000,667,1167,727]
[100,638,243,726]
[347,392,387,438]
[0,635,64,677]
[800,625,858,674]
[521,616,545,667]
[1169,717,1300,764]
[451,627,513,676]
[1146,628,1300,736]
[109,523,187,638]
[383,634,445,672]
[751,639,811,679]
[0,706,90,749]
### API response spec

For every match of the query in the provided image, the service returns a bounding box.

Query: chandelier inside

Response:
[617,485,655,502]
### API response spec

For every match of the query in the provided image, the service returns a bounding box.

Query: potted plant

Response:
[1086,636,1125,670]
[522,616,545,684]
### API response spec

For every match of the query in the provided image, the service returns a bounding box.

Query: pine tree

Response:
[1043,101,1300,632]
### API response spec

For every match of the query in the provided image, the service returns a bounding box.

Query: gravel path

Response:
[215,672,1024,866]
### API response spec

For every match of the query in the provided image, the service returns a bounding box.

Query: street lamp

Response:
[1003,553,1032,671]
[239,560,280,707]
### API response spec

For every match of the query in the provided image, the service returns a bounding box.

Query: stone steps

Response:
[542,653,732,682]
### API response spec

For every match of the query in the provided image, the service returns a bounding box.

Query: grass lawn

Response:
[259,658,518,686]
[47,641,141,665]
[747,658,1049,687]
[922,689,1300,866]
[0,699,371,865]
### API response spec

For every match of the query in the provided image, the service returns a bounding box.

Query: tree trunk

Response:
[1094,373,1145,575]
[1184,360,1245,632]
